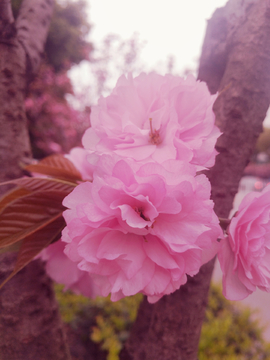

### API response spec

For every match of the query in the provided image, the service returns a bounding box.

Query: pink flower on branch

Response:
[62,156,221,302]
[218,185,270,301]
[82,73,220,169]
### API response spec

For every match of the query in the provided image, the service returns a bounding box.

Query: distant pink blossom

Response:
[39,240,100,298]
[82,73,220,169]
[62,156,221,303]
[218,185,270,300]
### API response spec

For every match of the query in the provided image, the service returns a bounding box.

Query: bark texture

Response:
[0,254,70,360]
[200,0,270,218]
[120,0,270,359]
[16,0,55,75]
[0,0,55,184]
[0,0,31,185]
[0,1,71,359]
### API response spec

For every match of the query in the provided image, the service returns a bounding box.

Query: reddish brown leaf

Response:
[0,240,23,254]
[1,177,76,195]
[0,216,65,290]
[0,190,66,249]
[24,154,82,182]
[0,186,31,213]
[0,177,75,217]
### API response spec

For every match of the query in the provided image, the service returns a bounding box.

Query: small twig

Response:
[219,217,231,231]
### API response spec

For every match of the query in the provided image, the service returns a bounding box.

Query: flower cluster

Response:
[82,73,220,169]
[218,185,270,300]
[42,72,222,302]
[61,156,221,302]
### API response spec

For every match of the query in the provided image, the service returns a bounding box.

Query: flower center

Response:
[134,206,150,222]
[149,118,161,145]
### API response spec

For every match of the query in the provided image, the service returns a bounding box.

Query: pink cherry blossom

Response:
[65,147,95,181]
[39,240,100,298]
[218,185,270,300]
[82,73,220,169]
[62,156,221,303]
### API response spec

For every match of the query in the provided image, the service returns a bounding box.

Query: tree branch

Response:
[201,0,270,216]
[0,0,15,40]
[16,0,54,76]
[198,0,257,94]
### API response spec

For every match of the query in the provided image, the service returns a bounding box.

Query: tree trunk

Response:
[0,1,31,184]
[0,1,71,358]
[120,0,270,359]
[0,254,70,360]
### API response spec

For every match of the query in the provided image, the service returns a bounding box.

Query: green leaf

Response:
[0,216,65,290]
[24,154,83,182]
[0,190,66,249]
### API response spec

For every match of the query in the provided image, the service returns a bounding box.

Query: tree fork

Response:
[120,0,270,359]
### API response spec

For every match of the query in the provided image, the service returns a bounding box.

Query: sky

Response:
[87,0,228,73]
[69,0,228,103]
[69,0,270,126]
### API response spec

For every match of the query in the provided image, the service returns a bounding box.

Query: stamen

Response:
[149,118,161,145]
[134,206,150,222]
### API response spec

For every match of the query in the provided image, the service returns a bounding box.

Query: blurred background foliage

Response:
[12,0,92,71]
[55,284,143,360]
[11,0,93,158]
[199,285,270,360]
[55,284,270,360]
[45,0,92,72]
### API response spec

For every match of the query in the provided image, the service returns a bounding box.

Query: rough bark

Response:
[16,0,55,76]
[200,0,270,218]
[0,1,71,359]
[0,0,31,184]
[120,0,270,359]
[0,254,70,360]
[0,0,55,184]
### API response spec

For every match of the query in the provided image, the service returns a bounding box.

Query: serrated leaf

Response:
[24,154,82,182]
[0,216,65,290]
[0,190,66,249]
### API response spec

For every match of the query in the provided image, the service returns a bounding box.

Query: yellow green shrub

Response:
[55,283,270,360]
